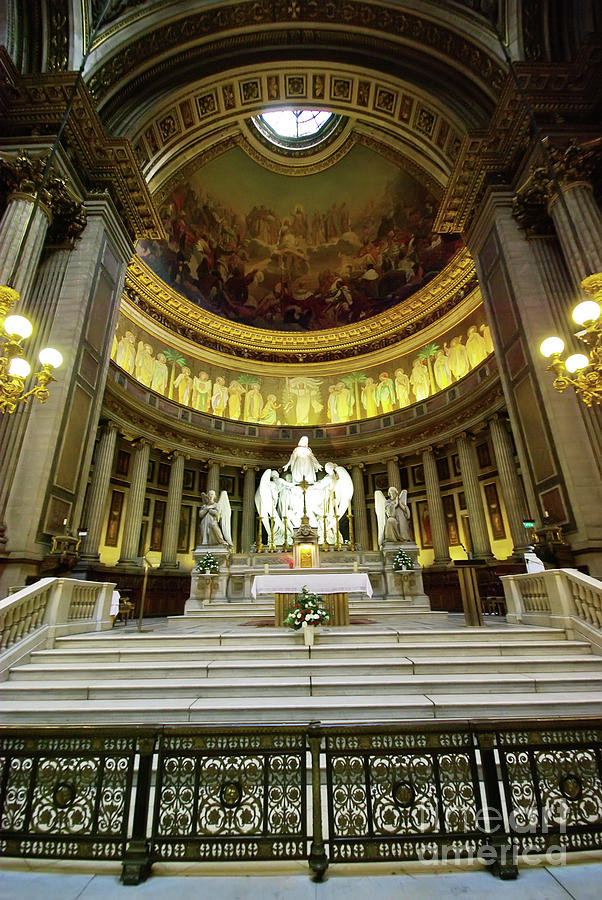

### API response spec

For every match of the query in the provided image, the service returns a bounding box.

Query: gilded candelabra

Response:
[0,286,63,414]
[540,274,602,407]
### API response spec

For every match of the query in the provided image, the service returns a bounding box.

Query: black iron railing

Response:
[1,718,601,884]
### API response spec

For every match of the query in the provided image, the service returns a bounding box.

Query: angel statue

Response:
[310,461,354,544]
[255,469,286,545]
[198,489,232,546]
[375,486,411,546]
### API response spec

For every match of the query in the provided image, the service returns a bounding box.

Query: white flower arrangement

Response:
[393,548,414,571]
[194,552,220,574]
[284,586,330,630]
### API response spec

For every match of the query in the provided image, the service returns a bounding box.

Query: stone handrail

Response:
[0,577,115,677]
[501,568,602,651]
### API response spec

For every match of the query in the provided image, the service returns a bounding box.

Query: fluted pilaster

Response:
[118,439,151,564]
[489,417,531,553]
[241,466,258,552]
[422,447,450,563]
[0,195,51,297]
[351,465,369,550]
[456,433,493,559]
[79,422,119,559]
[386,457,402,492]
[160,452,187,567]
[549,183,602,282]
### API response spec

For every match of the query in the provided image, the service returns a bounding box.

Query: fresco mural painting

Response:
[137,144,463,332]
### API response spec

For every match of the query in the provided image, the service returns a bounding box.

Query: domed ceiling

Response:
[136,141,463,331]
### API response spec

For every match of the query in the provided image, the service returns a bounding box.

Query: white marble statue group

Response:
[196,435,412,549]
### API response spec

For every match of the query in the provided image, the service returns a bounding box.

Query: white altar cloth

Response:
[251,572,373,599]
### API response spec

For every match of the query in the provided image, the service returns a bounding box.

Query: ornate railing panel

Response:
[0,720,601,884]
[496,723,602,855]
[0,729,137,861]
[151,728,307,865]
[324,725,485,866]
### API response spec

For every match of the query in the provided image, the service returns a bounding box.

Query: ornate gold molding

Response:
[124,252,478,363]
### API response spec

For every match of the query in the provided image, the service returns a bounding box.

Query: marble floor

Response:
[1,857,602,899]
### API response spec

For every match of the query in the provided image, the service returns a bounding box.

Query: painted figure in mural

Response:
[115,331,136,374]
[211,376,229,416]
[448,335,470,380]
[375,486,411,546]
[135,341,155,387]
[433,347,452,390]
[361,377,379,418]
[376,372,395,413]
[151,352,169,395]
[410,358,430,402]
[193,371,212,412]
[466,324,489,367]
[198,489,232,546]
[394,368,411,408]
[286,376,323,426]
[244,382,263,422]
[283,436,323,484]
[259,394,280,425]
[480,323,494,355]
[227,379,246,419]
[174,365,193,405]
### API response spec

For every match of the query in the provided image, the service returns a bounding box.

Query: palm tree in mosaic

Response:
[342,372,367,419]
[417,343,439,395]
[163,348,187,401]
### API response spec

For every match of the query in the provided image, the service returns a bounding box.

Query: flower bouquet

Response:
[194,551,220,574]
[393,548,414,571]
[284,586,329,645]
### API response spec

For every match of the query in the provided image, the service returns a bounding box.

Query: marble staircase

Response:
[2,618,602,725]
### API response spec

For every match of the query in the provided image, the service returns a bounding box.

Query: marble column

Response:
[456,433,493,559]
[241,466,258,552]
[489,416,532,554]
[118,440,151,564]
[0,194,51,298]
[351,464,370,551]
[386,456,402,492]
[206,460,221,494]
[160,451,186,568]
[422,447,450,563]
[79,421,119,560]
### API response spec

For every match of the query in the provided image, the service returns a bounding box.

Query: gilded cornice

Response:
[435,39,602,236]
[0,52,164,241]
[124,251,477,363]
[103,360,504,466]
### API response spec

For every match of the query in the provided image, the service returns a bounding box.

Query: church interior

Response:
[0,0,601,893]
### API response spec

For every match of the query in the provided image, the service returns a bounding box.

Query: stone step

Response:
[3,670,602,702]
[9,653,602,683]
[2,690,602,726]
[54,624,567,650]
[28,638,591,666]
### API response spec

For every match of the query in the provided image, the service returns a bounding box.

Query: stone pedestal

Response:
[185,545,230,611]
[382,542,430,607]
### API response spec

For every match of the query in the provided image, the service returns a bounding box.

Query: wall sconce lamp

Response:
[540,277,602,407]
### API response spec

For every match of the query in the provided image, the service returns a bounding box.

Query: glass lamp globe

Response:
[4,314,33,339]
[572,300,600,327]
[540,336,565,358]
[8,357,31,377]
[39,347,63,368]
[565,353,589,373]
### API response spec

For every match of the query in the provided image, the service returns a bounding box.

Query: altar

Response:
[251,572,373,627]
